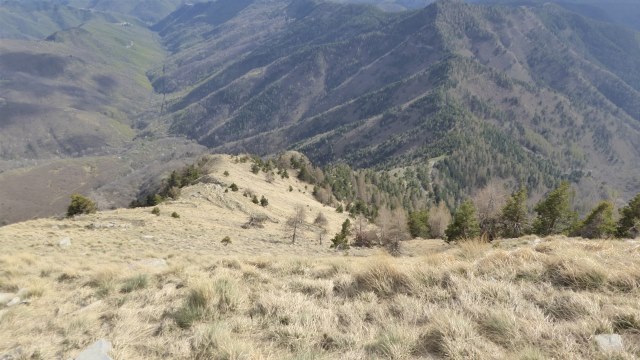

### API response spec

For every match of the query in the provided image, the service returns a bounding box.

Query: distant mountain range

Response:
[151,0,640,201]
[0,0,639,224]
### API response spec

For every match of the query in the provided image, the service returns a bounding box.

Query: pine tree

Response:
[500,187,529,238]
[408,210,430,238]
[331,219,351,249]
[571,201,616,239]
[617,194,640,238]
[445,200,480,242]
[532,182,577,236]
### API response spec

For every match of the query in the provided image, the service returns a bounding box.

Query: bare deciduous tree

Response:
[376,208,409,254]
[314,212,329,245]
[314,186,333,205]
[265,172,275,183]
[472,182,507,240]
[428,201,452,239]
[285,205,307,244]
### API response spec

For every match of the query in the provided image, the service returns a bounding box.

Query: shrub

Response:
[251,163,260,174]
[150,194,164,206]
[166,186,181,200]
[151,207,160,216]
[221,236,232,245]
[288,185,293,192]
[260,196,268,207]
[242,213,268,229]
[445,200,480,242]
[353,229,378,248]
[67,194,97,217]
[336,204,344,213]
[314,212,328,227]
[223,170,229,177]
[171,212,180,218]
[229,183,239,192]
[251,195,259,204]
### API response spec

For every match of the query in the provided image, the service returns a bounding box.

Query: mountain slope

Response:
[0,18,165,160]
[0,0,195,40]
[0,8,209,225]
[475,0,640,32]
[151,0,640,204]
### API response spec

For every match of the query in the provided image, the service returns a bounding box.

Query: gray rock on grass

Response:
[594,334,624,353]
[0,293,15,306]
[59,237,72,249]
[6,298,21,307]
[75,339,112,360]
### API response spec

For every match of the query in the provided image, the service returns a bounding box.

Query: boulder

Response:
[594,334,624,353]
[0,293,15,306]
[6,298,21,307]
[132,258,167,268]
[75,339,112,360]
[0,347,23,360]
[59,237,72,249]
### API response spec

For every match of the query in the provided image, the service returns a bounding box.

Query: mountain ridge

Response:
[148,0,640,206]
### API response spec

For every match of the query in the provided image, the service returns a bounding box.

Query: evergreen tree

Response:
[331,219,351,249]
[571,201,616,239]
[408,210,430,238]
[67,194,97,217]
[532,182,577,236]
[617,194,640,238]
[500,187,529,238]
[445,200,480,242]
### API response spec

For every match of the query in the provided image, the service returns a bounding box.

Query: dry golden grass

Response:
[1,156,639,359]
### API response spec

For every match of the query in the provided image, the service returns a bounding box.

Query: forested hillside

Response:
[150,0,640,208]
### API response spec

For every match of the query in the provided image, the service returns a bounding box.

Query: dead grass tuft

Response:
[544,257,607,290]
[539,293,596,321]
[612,313,640,333]
[366,328,413,359]
[413,310,477,357]
[352,261,414,298]
[477,309,519,348]
[120,274,148,293]
[174,282,214,329]
[456,238,491,260]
